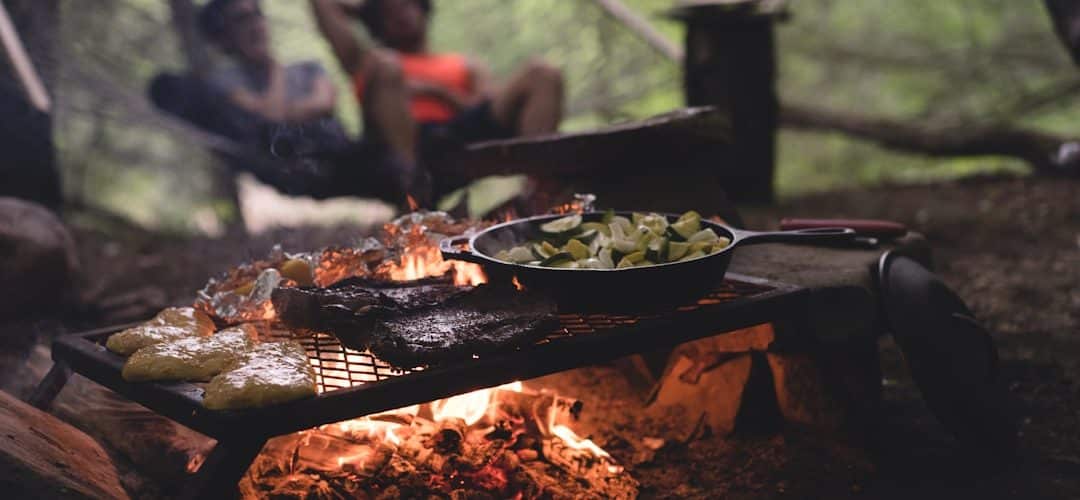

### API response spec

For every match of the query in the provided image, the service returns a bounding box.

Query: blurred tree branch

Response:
[781,102,1078,174]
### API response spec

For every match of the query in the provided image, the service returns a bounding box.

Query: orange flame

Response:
[406,195,420,212]
[511,276,525,291]
[498,208,518,223]
[380,225,486,286]
[431,381,523,426]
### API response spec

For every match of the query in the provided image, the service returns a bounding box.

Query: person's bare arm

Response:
[309,0,369,75]
[286,75,338,122]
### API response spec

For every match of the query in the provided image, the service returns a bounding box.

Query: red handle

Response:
[780,218,908,238]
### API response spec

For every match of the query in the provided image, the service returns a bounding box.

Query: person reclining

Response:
[153,0,420,202]
[309,0,565,200]
[200,0,339,126]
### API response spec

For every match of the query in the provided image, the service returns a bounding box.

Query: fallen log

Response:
[781,102,1080,176]
[0,390,129,499]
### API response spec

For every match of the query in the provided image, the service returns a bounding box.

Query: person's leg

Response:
[491,58,564,136]
[362,50,418,165]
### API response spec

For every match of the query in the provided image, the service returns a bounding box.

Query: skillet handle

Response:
[732,227,857,246]
[439,236,487,265]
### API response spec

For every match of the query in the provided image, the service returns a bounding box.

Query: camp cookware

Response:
[441,211,855,310]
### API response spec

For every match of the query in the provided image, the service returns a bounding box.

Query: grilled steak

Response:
[271,277,472,350]
[369,285,559,368]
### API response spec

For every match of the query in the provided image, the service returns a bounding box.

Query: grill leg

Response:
[28,361,71,410]
[183,437,266,500]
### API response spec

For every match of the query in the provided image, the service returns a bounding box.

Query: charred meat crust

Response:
[270,277,473,350]
[368,286,559,368]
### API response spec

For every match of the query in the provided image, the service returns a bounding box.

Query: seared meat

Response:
[271,277,473,350]
[369,285,559,368]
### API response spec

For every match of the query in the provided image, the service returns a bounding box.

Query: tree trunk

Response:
[0,0,60,208]
[679,6,779,204]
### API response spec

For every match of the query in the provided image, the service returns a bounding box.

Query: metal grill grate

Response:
[264,278,773,395]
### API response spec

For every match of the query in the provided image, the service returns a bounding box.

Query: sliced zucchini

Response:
[616,256,636,269]
[579,257,605,269]
[688,228,721,244]
[540,214,583,235]
[551,259,580,269]
[678,210,702,223]
[601,209,616,224]
[541,252,575,267]
[610,216,633,234]
[598,248,615,268]
[670,217,701,240]
[679,250,707,262]
[580,222,611,237]
[542,240,560,257]
[507,246,535,263]
[576,229,600,244]
[564,239,591,260]
[646,237,668,263]
[494,249,512,262]
[667,241,690,261]
[665,226,688,242]
[532,243,554,260]
[638,214,669,235]
[613,237,639,254]
[689,241,713,253]
[624,251,646,264]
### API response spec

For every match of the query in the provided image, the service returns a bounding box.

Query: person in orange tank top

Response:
[310,0,564,204]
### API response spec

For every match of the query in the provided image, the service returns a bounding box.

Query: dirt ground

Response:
[1,174,1076,499]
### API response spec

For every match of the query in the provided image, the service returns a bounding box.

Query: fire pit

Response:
[34,274,804,498]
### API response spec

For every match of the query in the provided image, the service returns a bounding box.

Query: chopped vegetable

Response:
[494,211,732,269]
[564,239,591,260]
[540,214,582,234]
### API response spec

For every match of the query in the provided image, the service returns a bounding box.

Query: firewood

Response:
[0,390,129,499]
[646,353,754,439]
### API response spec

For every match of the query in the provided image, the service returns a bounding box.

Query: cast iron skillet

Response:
[441,212,855,311]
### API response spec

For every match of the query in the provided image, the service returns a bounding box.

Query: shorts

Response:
[417,100,515,158]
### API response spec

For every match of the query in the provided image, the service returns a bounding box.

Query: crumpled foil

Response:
[195,212,489,324]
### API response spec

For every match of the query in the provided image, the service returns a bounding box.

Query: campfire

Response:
[240,382,637,499]
[190,212,636,499]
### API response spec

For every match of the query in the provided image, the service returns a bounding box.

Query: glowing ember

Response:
[245,380,637,498]
[186,452,206,474]
[512,276,525,291]
[406,194,421,212]
[549,193,597,215]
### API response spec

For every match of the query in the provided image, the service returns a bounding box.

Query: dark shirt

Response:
[209,60,328,102]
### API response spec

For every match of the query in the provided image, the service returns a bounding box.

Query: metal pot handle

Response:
[439,236,487,265]
[731,227,857,246]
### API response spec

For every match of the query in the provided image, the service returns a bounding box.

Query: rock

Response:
[0,197,78,318]
[765,353,844,431]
